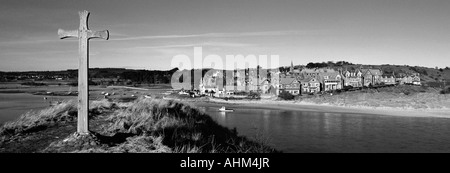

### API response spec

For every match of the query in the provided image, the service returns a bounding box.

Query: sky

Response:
[0,0,449,71]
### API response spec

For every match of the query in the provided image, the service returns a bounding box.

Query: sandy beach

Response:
[203,98,450,118]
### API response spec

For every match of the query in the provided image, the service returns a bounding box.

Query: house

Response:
[319,69,343,91]
[378,71,396,85]
[343,69,363,87]
[280,77,301,95]
[224,85,235,95]
[412,78,421,85]
[381,75,396,85]
[396,73,421,85]
[298,77,321,94]
[246,68,259,91]
[269,70,280,95]
[297,68,343,92]
[412,73,421,86]
[234,70,246,91]
[300,68,321,78]
[361,69,383,86]
[260,79,271,94]
[395,73,411,85]
[200,71,224,95]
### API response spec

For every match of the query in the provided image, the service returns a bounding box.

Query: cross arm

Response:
[58,29,78,39]
[88,30,109,40]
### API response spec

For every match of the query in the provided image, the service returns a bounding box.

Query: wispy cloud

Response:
[123,41,255,50]
[110,30,316,41]
[0,39,62,45]
[0,30,316,45]
[0,31,129,45]
[0,50,77,56]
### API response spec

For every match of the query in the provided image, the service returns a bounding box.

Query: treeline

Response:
[278,61,354,73]
[1,68,180,84]
[409,66,428,76]
[119,68,178,84]
[306,61,354,68]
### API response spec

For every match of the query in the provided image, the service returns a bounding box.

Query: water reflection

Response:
[205,105,450,153]
[0,93,75,125]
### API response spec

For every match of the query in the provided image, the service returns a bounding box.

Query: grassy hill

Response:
[0,98,277,153]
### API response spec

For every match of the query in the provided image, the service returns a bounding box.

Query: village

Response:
[189,61,422,99]
[1,0,450,156]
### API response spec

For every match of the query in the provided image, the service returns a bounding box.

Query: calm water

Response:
[2,93,450,153]
[0,93,73,125]
[200,106,450,153]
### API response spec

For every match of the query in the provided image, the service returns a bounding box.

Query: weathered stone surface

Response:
[58,10,109,134]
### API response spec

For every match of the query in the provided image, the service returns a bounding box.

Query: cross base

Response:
[73,131,93,138]
[61,131,101,146]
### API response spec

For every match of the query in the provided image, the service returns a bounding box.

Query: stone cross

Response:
[58,10,109,135]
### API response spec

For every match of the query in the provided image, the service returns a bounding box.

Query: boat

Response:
[219,106,234,112]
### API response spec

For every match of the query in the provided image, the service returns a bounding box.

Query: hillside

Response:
[284,61,450,85]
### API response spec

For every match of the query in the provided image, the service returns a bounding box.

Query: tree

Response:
[306,62,329,69]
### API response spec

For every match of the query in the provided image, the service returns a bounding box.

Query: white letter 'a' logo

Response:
[171,54,192,90]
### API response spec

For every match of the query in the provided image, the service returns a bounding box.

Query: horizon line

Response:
[1,63,446,73]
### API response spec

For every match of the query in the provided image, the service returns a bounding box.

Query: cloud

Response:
[123,41,255,50]
[0,30,316,46]
[0,49,77,56]
[110,30,315,41]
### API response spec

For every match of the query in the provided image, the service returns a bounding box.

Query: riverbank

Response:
[0,98,277,153]
[204,98,450,118]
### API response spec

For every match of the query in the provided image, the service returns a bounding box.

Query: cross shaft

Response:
[58,10,109,135]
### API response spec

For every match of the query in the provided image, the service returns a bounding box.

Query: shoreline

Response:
[200,98,450,118]
[2,85,450,119]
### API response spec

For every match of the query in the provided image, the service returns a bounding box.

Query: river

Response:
[0,93,76,125]
[2,93,450,153]
[199,104,450,153]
